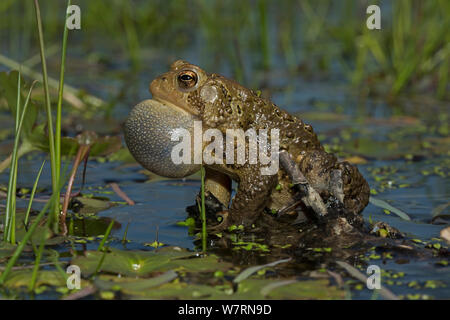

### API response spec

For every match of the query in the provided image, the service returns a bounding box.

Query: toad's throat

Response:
[152,96,200,117]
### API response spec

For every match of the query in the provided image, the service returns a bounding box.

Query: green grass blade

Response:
[55,0,71,213]
[14,67,21,132]
[122,220,130,243]
[28,216,52,292]
[369,197,411,221]
[4,79,37,243]
[0,193,57,285]
[200,166,207,252]
[33,0,58,230]
[3,71,21,242]
[24,160,46,226]
[93,250,107,277]
[97,220,115,252]
[233,258,291,284]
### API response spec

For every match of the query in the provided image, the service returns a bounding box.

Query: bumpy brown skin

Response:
[150,60,370,228]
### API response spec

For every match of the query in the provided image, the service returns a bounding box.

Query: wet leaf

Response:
[70,217,120,237]
[431,202,450,224]
[126,282,233,299]
[259,279,298,296]
[336,261,399,300]
[119,277,343,300]
[14,213,66,246]
[233,258,291,283]
[71,247,232,277]
[71,196,114,215]
[3,270,65,289]
[94,270,178,295]
[369,197,411,221]
[248,279,344,299]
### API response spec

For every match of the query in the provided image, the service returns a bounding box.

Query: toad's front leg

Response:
[207,163,278,230]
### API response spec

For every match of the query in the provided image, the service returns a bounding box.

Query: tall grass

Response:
[200,166,207,252]
[351,0,449,97]
[24,160,46,226]
[31,0,72,232]
[33,0,59,230]
[0,193,59,285]
[55,0,72,229]
[3,77,37,244]
[0,0,73,289]
[2,1,446,98]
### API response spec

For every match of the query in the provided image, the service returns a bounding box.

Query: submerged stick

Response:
[110,183,135,206]
[60,144,91,234]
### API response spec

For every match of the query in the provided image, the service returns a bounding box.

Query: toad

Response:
[124,60,370,230]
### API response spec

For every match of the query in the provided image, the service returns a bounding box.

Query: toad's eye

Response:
[180,74,193,81]
[177,70,198,89]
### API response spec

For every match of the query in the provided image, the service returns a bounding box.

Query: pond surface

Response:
[0,38,449,300]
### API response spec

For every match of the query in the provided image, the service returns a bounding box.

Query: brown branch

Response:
[60,144,91,235]
[110,182,135,206]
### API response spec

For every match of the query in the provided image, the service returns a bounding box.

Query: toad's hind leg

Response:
[298,150,370,215]
[204,168,231,207]
[333,161,370,215]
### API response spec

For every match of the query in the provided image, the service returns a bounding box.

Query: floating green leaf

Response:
[94,270,178,296]
[233,258,291,283]
[71,247,232,277]
[2,270,66,289]
[369,197,411,221]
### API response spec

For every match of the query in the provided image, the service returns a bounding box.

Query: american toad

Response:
[124,60,370,230]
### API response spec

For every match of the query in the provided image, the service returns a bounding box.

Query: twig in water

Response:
[110,183,135,205]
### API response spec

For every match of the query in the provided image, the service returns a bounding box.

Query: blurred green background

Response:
[1,0,448,103]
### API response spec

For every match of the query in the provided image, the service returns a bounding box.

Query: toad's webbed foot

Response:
[281,149,369,225]
[298,150,369,215]
[279,150,328,222]
[186,191,229,228]
[206,211,232,232]
[334,161,370,215]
